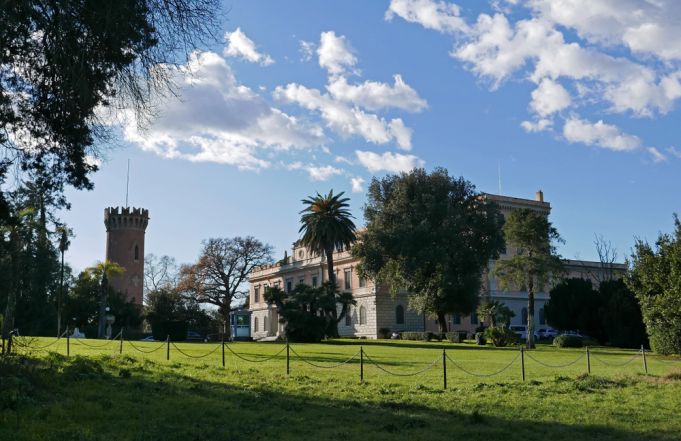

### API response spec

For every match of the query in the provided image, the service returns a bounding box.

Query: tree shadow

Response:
[1,353,678,441]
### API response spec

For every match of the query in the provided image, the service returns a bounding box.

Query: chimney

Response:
[535,190,544,202]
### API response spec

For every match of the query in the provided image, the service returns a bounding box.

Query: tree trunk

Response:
[97,273,108,338]
[527,278,535,349]
[2,229,20,352]
[222,308,232,340]
[57,250,64,337]
[437,312,447,333]
[325,246,339,338]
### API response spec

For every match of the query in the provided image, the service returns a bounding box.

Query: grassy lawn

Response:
[2,337,681,441]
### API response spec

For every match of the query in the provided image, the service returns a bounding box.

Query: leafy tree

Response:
[545,278,601,339]
[477,298,515,327]
[627,215,681,355]
[178,237,273,339]
[354,168,505,333]
[265,282,355,342]
[299,190,357,337]
[85,260,125,338]
[599,279,647,349]
[493,208,563,349]
[145,287,213,337]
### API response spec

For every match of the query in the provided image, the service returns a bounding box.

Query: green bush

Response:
[445,332,461,343]
[151,320,188,342]
[378,328,391,339]
[484,326,518,347]
[401,332,426,341]
[475,332,487,346]
[553,334,584,348]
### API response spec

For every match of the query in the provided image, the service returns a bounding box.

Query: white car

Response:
[510,325,539,341]
[538,328,558,339]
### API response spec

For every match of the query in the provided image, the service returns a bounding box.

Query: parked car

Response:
[537,328,558,339]
[140,336,155,342]
[186,331,207,342]
[558,330,583,338]
[510,325,539,341]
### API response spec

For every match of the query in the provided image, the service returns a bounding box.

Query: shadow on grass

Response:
[0,353,678,441]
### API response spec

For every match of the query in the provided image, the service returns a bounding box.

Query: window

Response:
[395,305,405,325]
[286,278,293,293]
[358,277,366,288]
[299,277,305,286]
[274,281,280,289]
[539,308,546,325]
[254,286,260,303]
[345,307,352,326]
[336,244,344,252]
[521,307,528,324]
[453,313,461,325]
[134,245,139,261]
[312,275,318,288]
[470,313,478,325]
[254,317,259,332]
[264,316,268,332]
[344,269,352,290]
[359,305,367,325]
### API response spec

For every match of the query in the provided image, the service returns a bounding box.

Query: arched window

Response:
[134,245,139,261]
[395,305,405,325]
[521,307,528,324]
[359,305,367,325]
[345,307,352,326]
[254,317,259,332]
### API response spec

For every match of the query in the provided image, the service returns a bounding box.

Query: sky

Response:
[62,0,680,272]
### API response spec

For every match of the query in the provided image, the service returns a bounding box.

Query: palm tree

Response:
[299,191,356,336]
[86,260,125,338]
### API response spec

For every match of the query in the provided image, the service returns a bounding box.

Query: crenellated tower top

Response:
[104,206,149,232]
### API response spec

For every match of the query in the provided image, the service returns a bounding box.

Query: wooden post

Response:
[221,333,226,368]
[520,346,525,382]
[7,332,13,355]
[66,328,70,357]
[442,349,447,390]
[166,335,170,361]
[119,329,124,355]
[286,342,290,376]
[586,346,591,374]
[360,346,364,382]
[641,345,648,374]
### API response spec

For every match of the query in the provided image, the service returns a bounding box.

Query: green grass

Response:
[2,337,681,441]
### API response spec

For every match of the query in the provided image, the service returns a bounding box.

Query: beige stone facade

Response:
[248,191,625,339]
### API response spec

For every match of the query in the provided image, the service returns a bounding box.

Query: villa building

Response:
[248,191,626,340]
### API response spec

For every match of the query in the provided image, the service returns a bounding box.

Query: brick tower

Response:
[104,207,149,306]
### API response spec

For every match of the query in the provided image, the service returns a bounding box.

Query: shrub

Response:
[484,326,518,347]
[553,334,584,348]
[151,320,188,342]
[475,332,487,346]
[445,332,461,343]
[378,328,391,339]
[401,332,426,341]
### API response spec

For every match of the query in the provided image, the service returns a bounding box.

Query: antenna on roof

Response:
[125,159,130,208]
[497,161,502,195]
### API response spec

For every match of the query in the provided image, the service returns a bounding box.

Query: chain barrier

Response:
[525,351,585,368]
[126,339,167,354]
[224,343,286,363]
[289,346,360,369]
[446,352,520,377]
[71,332,121,348]
[13,330,68,350]
[649,355,681,365]
[590,350,641,367]
[171,342,222,359]
[363,351,440,377]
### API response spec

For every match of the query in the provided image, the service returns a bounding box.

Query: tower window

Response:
[359,305,367,325]
[134,245,139,261]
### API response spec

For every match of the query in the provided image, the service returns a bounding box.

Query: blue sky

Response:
[63,0,680,272]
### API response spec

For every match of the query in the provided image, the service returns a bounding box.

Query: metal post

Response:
[360,346,364,382]
[66,328,70,357]
[222,332,226,368]
[641,345,648,374]
[520,346,525,382]
[286,342,290,376]
[119,329,124,355]
[586,346,591,374]
[166,335,170,361]
[442,349,447,390]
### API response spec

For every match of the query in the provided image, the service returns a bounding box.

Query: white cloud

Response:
[530,78,571,117]
[521,118,552,132]
[562,116,641,152]
[224,28,274,66]
[385,0,469,34]
[299,40,315,61]
[351,176,366,193]
[667,146,681,159]
[289,162,344,181]
[326,75,427,112]
[318,31,358,76]
[647,147,667,163]
[355,150,424,173]
[121,51,323,171]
